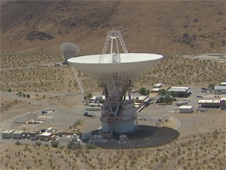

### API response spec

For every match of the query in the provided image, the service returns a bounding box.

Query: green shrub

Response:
[51,141,59,148]
[139,87,150,95]
[158,89,167,96]
[59,145,64,150]
[208,83,215,90]
[36,142,42,146]
[67,141,81,150]
[74,119,82,126]
[15,141,20,145]
[86,143,97,149]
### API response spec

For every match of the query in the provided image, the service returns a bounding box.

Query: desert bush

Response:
[15,140,20,145]
[51,141,59,148]
[59,146,64,150]
[67,141,81,150]
[35,142,42,146]
[86,143,97,149]
[74,119,82,126]
[208,83,215,90]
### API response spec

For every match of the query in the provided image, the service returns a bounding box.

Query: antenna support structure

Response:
[98,30,135,133]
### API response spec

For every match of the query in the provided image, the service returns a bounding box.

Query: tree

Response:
[139,87,150,95]
[158,97,164,103]
[7,88,12,92]
[158,89,167,96]
[208,83,215,90]
[164,94,173,104]
[169,91,176,97]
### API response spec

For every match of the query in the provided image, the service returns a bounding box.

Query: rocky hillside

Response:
[1,0,225,55]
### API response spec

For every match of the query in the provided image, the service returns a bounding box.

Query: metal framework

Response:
[99,29,128,63]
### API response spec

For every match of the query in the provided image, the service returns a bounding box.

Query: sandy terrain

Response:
[0,110,225,170]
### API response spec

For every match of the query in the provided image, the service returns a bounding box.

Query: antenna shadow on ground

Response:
[90,125,180,149]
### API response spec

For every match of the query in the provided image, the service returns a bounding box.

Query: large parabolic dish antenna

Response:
[68,29,163,133]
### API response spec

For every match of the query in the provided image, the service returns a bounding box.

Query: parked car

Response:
[83,112,95,117]
[197,94,203,98]
[42,110,54,114]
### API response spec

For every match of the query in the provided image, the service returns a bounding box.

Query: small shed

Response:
[179,105,193,113]
[2,130,14,139]
[12,130,24,139]
[39,132,53,141]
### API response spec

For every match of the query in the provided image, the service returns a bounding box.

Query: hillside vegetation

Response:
[1,1,225,55]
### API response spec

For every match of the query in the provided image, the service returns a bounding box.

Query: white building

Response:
[198,99,220,108]
[167,86,192,97]
[214,86,226,93]
[151,88,161,93]
[179,105,193,113]
[12,130,24,139]
[2,130,14,139]
[220,82,226,86]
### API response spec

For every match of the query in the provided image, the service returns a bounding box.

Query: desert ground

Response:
[0,52,226,170]
[1,1,226,169]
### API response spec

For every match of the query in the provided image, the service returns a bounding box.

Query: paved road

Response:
[0,91,84,132]
[0,62,65,71]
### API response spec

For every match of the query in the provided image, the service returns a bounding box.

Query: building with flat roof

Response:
[167,86,192,97]
[151,88,160,93]
[198,99,220,108]
[39,132,54,141]
[179,105,193,113]
[214,86,226,93]
[136,95,148,103]
[12,130,24,139]
[2,130,14,139]
[220,82,226,86]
